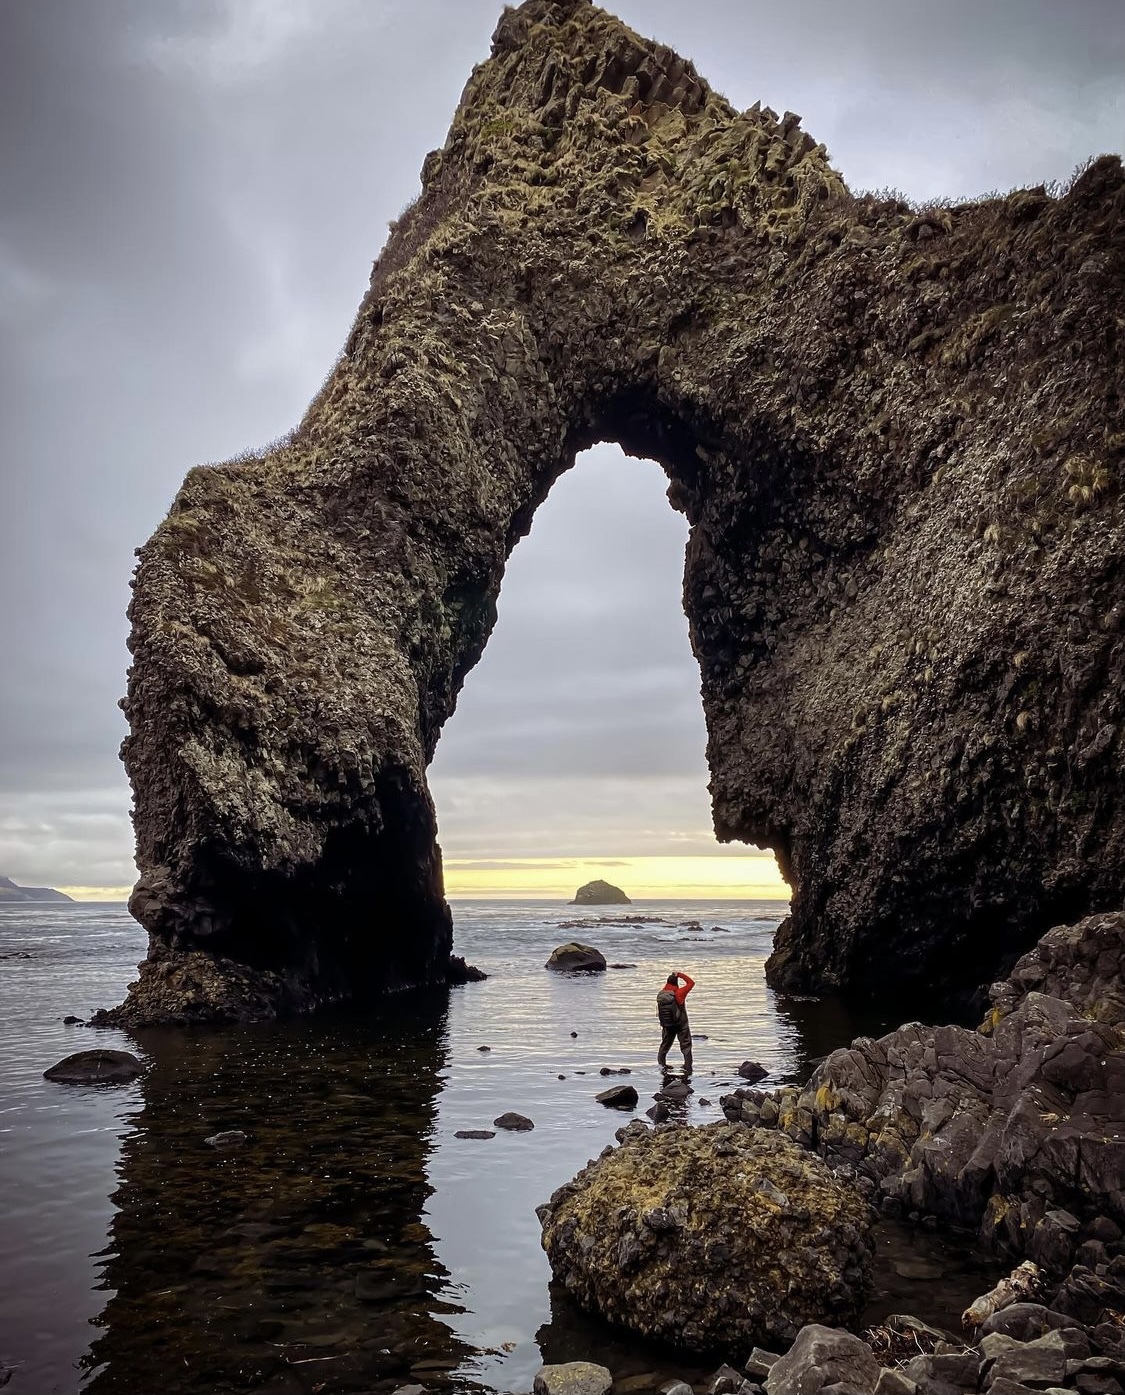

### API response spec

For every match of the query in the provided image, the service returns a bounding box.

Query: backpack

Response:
[656,988,683,1028]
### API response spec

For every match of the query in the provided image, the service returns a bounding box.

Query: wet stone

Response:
[596,1085,639,1109]
[204,1130,248,1148]
[493,1112,534,1131]
[43,1049,143,1084]
[454,1129,495,1139]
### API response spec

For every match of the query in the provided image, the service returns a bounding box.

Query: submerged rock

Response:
[545,943,606,973]
[43,1049,143,1084]
[204,1129,248,1149]
[107,0,1125,1026]
[571,881,630,906]
[537,1121,873,1350]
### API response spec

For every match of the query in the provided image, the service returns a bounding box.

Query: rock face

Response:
[571,880,631,905]
[721,913,1125,1282]
[546,941,607,972]
[537,1120,873,1351]
[110,0,1125,1024]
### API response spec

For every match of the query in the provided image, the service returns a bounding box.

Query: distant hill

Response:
[0,875,74,903]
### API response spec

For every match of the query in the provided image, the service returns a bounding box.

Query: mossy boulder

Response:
[537,1121,873,1352]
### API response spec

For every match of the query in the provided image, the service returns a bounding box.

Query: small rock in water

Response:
[534,1361,613,1395]
[596,1085,639,1109]
[598,1066,631,1075]
[477,1045,491,1052]
[43,1049,143,1084]
[646,1102,670,1123]
[494,1112,534,1131]
[657,1078,692,1101]
[570,1030,579,1038]
[558,1074,566,1080]
[699,1097,712,1106]
[738,1061,769,1083]
[609,962,637,969]
[205,1129,248,1148]
[455,1129,496,1139]
[62,1015,84,1025]
[695,1033,709,1040]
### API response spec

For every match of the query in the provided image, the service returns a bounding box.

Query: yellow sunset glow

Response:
[55,885,133,902]
[443,855,789,900]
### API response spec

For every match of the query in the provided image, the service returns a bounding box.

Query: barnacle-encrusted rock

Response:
[537,1120,873,1351]
[109,0,1125,1024]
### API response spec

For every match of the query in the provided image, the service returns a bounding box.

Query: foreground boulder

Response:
[43,1050,143,1084]
[546,942,607,973]
[107,0,1125,1025]
[538,1120,873,1350]
[722,913,1125,1295]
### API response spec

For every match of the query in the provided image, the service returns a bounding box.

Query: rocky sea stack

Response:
[538,1119,874,1351]
[572,880,631,905]
[106,0,1124,1025]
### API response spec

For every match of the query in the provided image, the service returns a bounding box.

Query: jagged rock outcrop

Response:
[108,0,1125,1024]
[571,880,630,905]
[721,913,1125,1284]
[537,1120,873,1351]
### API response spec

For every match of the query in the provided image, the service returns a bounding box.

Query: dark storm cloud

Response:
[0,0,1121,883]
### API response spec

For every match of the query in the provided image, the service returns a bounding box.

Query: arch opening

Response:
[428,442,788,905]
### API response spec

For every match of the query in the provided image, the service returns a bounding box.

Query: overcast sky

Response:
[0,0,1121,893]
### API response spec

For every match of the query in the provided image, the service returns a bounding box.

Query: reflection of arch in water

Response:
[110,0,1125,1029]
[83,1001,476,1394]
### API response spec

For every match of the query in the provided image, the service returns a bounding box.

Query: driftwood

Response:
[962,1260,1042,1328]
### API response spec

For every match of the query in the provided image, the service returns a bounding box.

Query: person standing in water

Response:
[656,970,694,1074]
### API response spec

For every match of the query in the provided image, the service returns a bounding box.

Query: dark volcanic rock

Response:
[455,1129,496,1140]
[494,1112,534,1131]
[107,0,1125,1025]
[44,1049,143,1084]
[545,942,607,973]
[765,1325,879,1395]
[739,1060,770,1083]
[537,1121,873,1351]
[571,880,631,906]
[595,1084,638,1108]
[721,912,1125,1274]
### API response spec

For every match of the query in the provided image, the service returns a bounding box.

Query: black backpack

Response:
[656,988,682,1028]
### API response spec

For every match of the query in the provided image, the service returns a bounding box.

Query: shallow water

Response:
[0,900,999,1394]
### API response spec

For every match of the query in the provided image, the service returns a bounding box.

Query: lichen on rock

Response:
[109,0,1125,1024]
[537,1120,874,1351]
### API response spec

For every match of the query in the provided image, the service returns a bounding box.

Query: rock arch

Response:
[104,0,1125,1025]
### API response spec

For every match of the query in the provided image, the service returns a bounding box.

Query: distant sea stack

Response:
[571,880,631,906]
[109,0,1125,1025]
[0,876,73,903]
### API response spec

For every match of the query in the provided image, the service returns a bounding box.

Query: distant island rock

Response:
[571,880,631,906]
[0,875,73,903]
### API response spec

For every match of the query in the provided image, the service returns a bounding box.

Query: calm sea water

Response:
[0,900,999,1395]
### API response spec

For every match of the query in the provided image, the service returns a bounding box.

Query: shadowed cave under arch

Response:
[100,0,1125,1027]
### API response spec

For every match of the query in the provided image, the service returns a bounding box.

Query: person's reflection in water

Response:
[82,999,479,1395]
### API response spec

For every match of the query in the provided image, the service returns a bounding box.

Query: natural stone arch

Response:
[103,0,1125,1026]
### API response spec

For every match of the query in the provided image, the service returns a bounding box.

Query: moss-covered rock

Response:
[537,1120,873,1351]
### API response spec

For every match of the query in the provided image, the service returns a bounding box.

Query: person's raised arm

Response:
[676,971,695,997]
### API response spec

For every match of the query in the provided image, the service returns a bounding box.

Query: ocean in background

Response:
[0,899,1000,1394]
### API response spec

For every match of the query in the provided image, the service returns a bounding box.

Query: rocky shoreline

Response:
[534,912,1124,1395]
